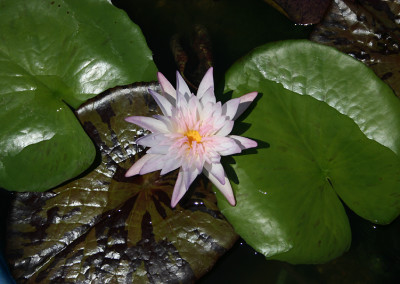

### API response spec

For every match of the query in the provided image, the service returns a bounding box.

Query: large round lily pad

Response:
[6,82,237,283]
[0,0,157,192]
[217,40,400,264]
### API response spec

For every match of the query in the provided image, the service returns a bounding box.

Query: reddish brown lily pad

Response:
[6,82,237,283]
[311,0,400,97]
[264,0,332,24]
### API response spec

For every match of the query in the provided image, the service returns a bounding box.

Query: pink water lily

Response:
[125,67,258,208]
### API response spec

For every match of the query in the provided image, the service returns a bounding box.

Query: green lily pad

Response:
[0,0,157,192]
[217,40,400,264]
[6,82,237,283]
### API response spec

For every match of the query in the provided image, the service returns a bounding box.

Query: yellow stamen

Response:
[185,130,202,144]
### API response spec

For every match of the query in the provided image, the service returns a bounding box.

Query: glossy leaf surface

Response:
[226,40,400,155]
[217,40,400,264]
[0,0,157,191]
[6,82,237,283]
[311,0,400,97]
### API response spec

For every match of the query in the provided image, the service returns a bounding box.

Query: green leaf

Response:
[6,82,237,283]
[225,40,400,155]
[217,40,400,264]
[0,0,157,192]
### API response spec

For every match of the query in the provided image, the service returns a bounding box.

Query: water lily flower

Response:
[125,67,258,208]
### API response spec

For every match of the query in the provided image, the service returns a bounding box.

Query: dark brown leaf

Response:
[311,0,400,97]
[171,25,213,90]
[6,82,237,283]
[264,0,332,24]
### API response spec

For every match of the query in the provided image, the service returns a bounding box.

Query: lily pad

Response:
[216,40,400,264]
[0,0,157,191]
[311,0,400,97]
[6,82,237,283]
[263,0,332,24]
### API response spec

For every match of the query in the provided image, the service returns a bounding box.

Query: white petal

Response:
[218,144,242,156]
[221,98,240,120]
[233,92,258,120]
[215,120,234,136]
[229,135,258,150]
[176,71,192,98]
[136,133,167,148]
[211,101,222,118]
[171,170,187,208]
[152,115,172,130]
[180,162,201,188]
[139,154,165,175]
[125,116,168,133]
[125,154,158,177]
[199,101,213,120]
[176,89,189,109]
[149,89,173,116]
[203,167,236,206]
[211,136,242,156]
[146,145,170,155]
[200,86,216,106]
[197,67,214,99]
[204,162,225,185]
[158,72,176,101]
[160,157,182,175]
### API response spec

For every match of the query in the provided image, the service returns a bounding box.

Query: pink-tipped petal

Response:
[197,67,214,99]
[215,120,234,137]
[158,72,176,101]
[171,170,187,208]
[125,116,168,133]
[176,71,192,98]
[149,89,173,116]
[136,133,166,148]
[204,162,225,185]
[146,145,170,155]
[176,89,189,109]
[199,86,216,106]
[203,167,236,206]
[233,92,258,120]
[182,167,200,190]
[125,154,157,177]
[230,135,258,150]
[160,157,181,175]
[139,154,165,175]
[221,98,240,120]
[211,136,242,156]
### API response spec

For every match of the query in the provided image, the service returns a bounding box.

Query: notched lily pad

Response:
[217,40,400,264]
[6,82,237,283]
[0,0,157,192]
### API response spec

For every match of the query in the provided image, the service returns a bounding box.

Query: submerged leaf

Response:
[6,82,237,283]
[0,0,157,192]
[263,0,332,24]
[311,0,400,97]
[218,40,400,264]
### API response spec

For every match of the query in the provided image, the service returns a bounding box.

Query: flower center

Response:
[185,130,202,144]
